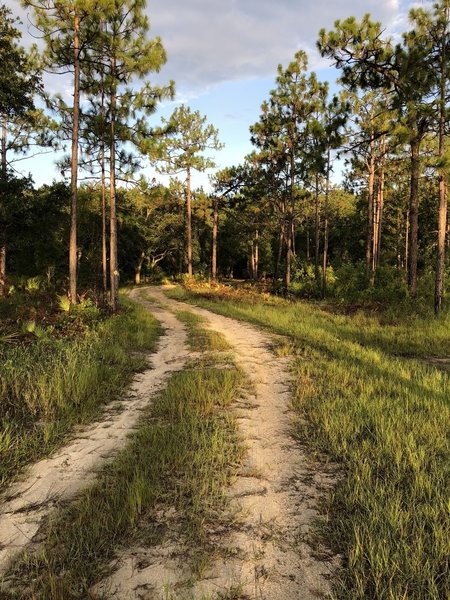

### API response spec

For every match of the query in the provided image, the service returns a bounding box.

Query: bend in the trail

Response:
[0,296,188,578]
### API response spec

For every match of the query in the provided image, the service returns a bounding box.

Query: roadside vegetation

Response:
[166,283,450,600]
[0,288,160,492]
[3,322,245,599]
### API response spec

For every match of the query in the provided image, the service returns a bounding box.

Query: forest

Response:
[0,0,449,599]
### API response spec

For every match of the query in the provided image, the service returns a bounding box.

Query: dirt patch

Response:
[419,355,450,370]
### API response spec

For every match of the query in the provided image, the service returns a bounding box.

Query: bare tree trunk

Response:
[1,114,6,296]
[135,250,145,285]
[109,53,119,311]
[322,145,331,298]
[306,229,310,261]
[314,173,320,281]
[69,12,81,305]
[376,162,385,268]
[435,20,448,314]
[408,137,420,297]
[211,195,218,282]
[100,80,108,294]
[254,229,259,280]
[366,134,375,277]
[186,165,193,277]
[405,210,409,273]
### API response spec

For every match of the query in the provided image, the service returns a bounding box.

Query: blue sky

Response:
[6,0,425,189]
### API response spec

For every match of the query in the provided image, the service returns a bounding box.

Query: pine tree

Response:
[97,0,173,309]
[155,105,223,278]
[251,51,319,289]
[409,1,450,313]
[21,0,99,304]
[318,14,434,296]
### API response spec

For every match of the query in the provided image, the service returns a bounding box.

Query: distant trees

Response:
[155,105,222,277]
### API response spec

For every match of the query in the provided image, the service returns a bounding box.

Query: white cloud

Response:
[149,0,405,93]
[6,0,414,96]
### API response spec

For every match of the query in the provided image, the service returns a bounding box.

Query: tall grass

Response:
[0,298,161,491]
[165,285,450,600]
[3,359,245,599]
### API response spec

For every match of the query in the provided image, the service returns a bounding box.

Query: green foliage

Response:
[154,104,223,174]
[0,5,40,119]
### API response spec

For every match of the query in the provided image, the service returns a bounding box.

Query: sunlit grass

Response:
[165,285,450,600]
[0,297,161,491]
[175,309,231,352]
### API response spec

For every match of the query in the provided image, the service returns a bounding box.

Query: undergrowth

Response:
[0,296,161,491]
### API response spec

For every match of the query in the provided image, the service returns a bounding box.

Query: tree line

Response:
[1,1,450,313]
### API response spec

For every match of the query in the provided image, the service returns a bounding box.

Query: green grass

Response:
[175,310,231,352]
[165,285,450,600]
[0,297,161,492]
[3,356,245,599]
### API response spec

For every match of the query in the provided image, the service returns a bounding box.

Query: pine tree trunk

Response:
[1,114,6,296]
[1,114,6,171]
[100,80,108,294]
[366,135,375,277]
[306,229,310,261]
[273,220,284,289]
[254,229,259,280]
[285,154,295,290]
[0,246,5,297]
[314,174,320,281]
[405,210,409,273]
[109,53,119,311]
[322,146,331,298]
[285,215,292,289]
[211,195,218,282]
[435,27,448,315]
[408,137,420,296]
[69,12,81,305]
[376,162,385,268]
[186,165,193,277]
[370,177,378,285]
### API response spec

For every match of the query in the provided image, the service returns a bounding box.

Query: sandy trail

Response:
[0,296,189,578]
[96,287,337,600]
